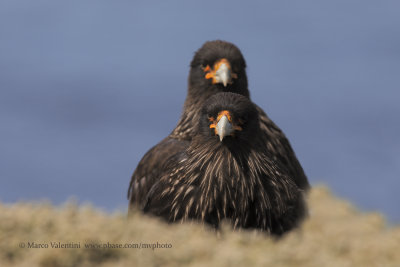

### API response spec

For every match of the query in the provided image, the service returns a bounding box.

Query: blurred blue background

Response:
[1,1,399,222]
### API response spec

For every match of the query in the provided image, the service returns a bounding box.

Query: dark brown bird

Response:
[143,92,307,235]
[128,40,309,213]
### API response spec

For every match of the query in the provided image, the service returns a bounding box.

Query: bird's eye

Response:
[201,62,211,68]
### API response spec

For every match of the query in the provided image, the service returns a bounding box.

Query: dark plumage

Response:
[143,93,306,234]
[128,40,309,215]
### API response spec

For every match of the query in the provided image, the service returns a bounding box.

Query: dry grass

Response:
[1,186,399,267]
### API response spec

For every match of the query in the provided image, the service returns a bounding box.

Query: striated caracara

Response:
[143,92,307,235]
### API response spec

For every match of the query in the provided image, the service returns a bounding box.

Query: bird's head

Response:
[199,92,259,143]
[189,40,249,98]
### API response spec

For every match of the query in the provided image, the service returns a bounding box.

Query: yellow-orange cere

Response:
[209,110,242,135]
[203,58,238,85]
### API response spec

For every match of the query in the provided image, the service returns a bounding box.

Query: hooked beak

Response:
[215,62,230,87]
[215,115,233,141]
[204,58,238,87]
[209,110,242,141]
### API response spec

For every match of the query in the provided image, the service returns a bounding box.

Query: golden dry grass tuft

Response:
[1,186,399,267]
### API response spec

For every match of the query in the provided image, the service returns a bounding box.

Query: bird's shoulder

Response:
[254,104,310,190]
[142,148,196,221]
[254,104,292,153]
[128,136,189,207]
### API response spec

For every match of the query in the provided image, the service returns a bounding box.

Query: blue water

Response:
[1,1,399,222]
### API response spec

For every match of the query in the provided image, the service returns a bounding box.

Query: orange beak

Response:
[209,110,243,141]
[203,58,238,87]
